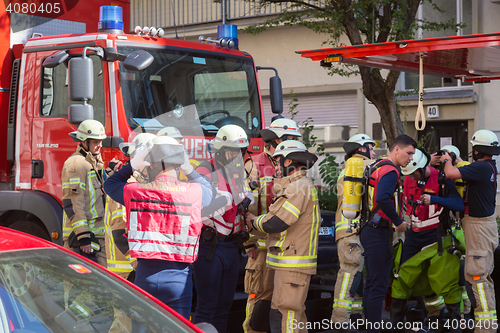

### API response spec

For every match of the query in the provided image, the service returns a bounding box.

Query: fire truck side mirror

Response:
[124,50,154,71]
[43,50,69,68]
[270,75,283,114]
[68,104,94,125]
[68,57,94,101]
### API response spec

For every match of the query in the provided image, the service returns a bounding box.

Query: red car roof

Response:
[0,227,54,252]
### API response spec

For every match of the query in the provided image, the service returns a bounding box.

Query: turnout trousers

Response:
[270,270,311,333]
[243,248,275,333]
[462,215,498,333]
[331,234,364,323]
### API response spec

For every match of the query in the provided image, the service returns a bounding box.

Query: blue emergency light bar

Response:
[217,24,238,49]
[99,6,124,31]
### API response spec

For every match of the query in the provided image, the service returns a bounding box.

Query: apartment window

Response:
[403,0,472,90]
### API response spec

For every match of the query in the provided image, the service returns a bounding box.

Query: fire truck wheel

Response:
[9,220,50,241]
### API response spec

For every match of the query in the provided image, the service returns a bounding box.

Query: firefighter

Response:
[391,148,465,333]
[245,140,319,333]
[359,134,415,333]
[330,133,376,332]
[62,119,121,267]
[440,129,500,333]
[192,124,250,333]
[243,118,302,333]
[103,135,229,319]
[103,133,156,280]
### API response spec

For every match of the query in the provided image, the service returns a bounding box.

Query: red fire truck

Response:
[0,1,283,244]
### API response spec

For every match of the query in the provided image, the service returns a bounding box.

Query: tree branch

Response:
[262,0,327,11]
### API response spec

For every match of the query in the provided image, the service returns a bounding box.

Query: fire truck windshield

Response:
[117,45,261,138]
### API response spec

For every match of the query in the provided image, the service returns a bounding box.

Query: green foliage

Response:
[416,126,438,152]
[287,92,340,211]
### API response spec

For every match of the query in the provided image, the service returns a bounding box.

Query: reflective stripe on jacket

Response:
[104,195,136,275]
[403,167,443,232]
[62,145,106,241]
[197,158,242,236]
[124,174,203,263]
[254,170,320,275]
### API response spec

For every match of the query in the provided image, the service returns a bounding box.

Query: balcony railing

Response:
[130,0,323,30]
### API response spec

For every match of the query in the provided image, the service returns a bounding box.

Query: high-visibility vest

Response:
[403,167,443,232]
[197,159,242,236]
[124,174,203,263]
[367,159,400,223]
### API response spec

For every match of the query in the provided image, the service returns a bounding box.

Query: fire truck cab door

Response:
[31,50,106,201]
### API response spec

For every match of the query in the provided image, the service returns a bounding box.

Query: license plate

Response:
[318,226,333,236]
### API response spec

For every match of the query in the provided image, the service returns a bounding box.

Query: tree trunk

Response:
[359,67,404,146]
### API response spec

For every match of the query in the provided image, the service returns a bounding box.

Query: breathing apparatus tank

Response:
[342,157,365,221]
[455,160,470,199]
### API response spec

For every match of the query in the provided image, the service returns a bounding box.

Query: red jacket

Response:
[197,158,242,236]
[404,167,443,232]
[124,174,203,263]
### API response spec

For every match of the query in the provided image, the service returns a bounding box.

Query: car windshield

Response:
[117,45,261,137]
[0,248,195,333]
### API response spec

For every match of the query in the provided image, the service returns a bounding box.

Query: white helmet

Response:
[157,127,183,140]
[343,133,375,158]
[273,140,318,169]
[440,145,460,158]
[260,118,301,143]
[401,148,429,176]
[349,133,375,146]
[470,129,500,156]
[69,119,106,142]
[145,136,185,165]
[119,133,157,157]
[211,124,249,151]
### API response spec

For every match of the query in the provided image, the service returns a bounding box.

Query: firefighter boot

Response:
[444,303,462,333]
[390,298,408,332]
